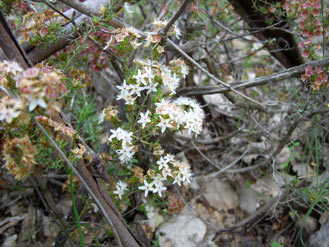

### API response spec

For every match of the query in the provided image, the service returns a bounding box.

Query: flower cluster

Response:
[109,27,142,48]
[3,136,37,180]
[0,61,67,122]
[8,0,32,14]
[138,154,192,197]
[105,57,203,198]
[293,0,328,58]
[0,61,70,180]
[18,67,66,112]
[155,97,205,136]
[98,17,203,200]
[98,106,119,123]
[19,9,63,46]
[109,127,136,163]
[80,29,116,71]
[279,0,329,59]
[103,20,181,57]
[36,116,76,138]
[151,19,181,40]
[0,61,23,82]
[71,144,89,160]
[0,96,23,123]
[301,65,328,89]
[116,58,189,106]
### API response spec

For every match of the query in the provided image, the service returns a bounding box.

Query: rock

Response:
[203,178,239,211]
[42,215,60,238]
[56,197,72,217]
[308,220,329,247]
[18,206,41,243]
[277,146,291,164]
[145,203,165,230]
[2,234,17,247]
[319,211,329,225]
[234,181,257,214]
[294,215,318,235]
[242,154,259,164]
[203,94,234,116]
[240,238,265,247]
[251,177,280,198]
[157,215,206,247]
[292,163,313,177]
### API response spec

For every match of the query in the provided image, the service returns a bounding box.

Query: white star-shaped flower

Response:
[156,156,169,170]
[124,95,136,105]
[138,180,153,197]
[144,67,154,83]
[0,97,22,123]
[113,180,128,199]
[173,173,183,186]
[144,82,158,95]
[133,69,146,84]
[0,107,20,123]
[164,154,175,163]
[151,180,167,197]
[128,83,144,97]
[116,142,135,163]
[161,167,172,178]
[98,109,106,123]
[157,117,173,133]
[130,39,143,49]
[109,128,123,141]
[109,127,133,146]
[27,95,47,111]
[116,80,131,99]
[137,110,151,128]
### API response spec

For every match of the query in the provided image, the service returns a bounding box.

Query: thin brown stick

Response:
[43,0,76,25]
[162,0,192,36]
[60,0,125,28]
[177,57,329,96]
[166,38,265,109]
[0,10,32,68]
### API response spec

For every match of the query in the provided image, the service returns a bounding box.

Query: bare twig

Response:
[191,140,221,169]
[162,0,192,36]
[43,0,76,25]
[177,57,329,96]
[207,147,250,177]
[166,38,265,109]
[175,128,241,144]
[60,0,125,28]
[158,0,175,20]
[226,163,264,173]
[0,10,32,68]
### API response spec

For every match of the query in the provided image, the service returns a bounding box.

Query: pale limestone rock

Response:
[157,215,206,247]
[203,178,239,211]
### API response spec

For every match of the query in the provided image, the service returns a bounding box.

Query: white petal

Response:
[29,100,37,111]
[37,98,47,108]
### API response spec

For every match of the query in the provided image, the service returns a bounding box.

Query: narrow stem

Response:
[69,168,85,247]
[162,0,192,36]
